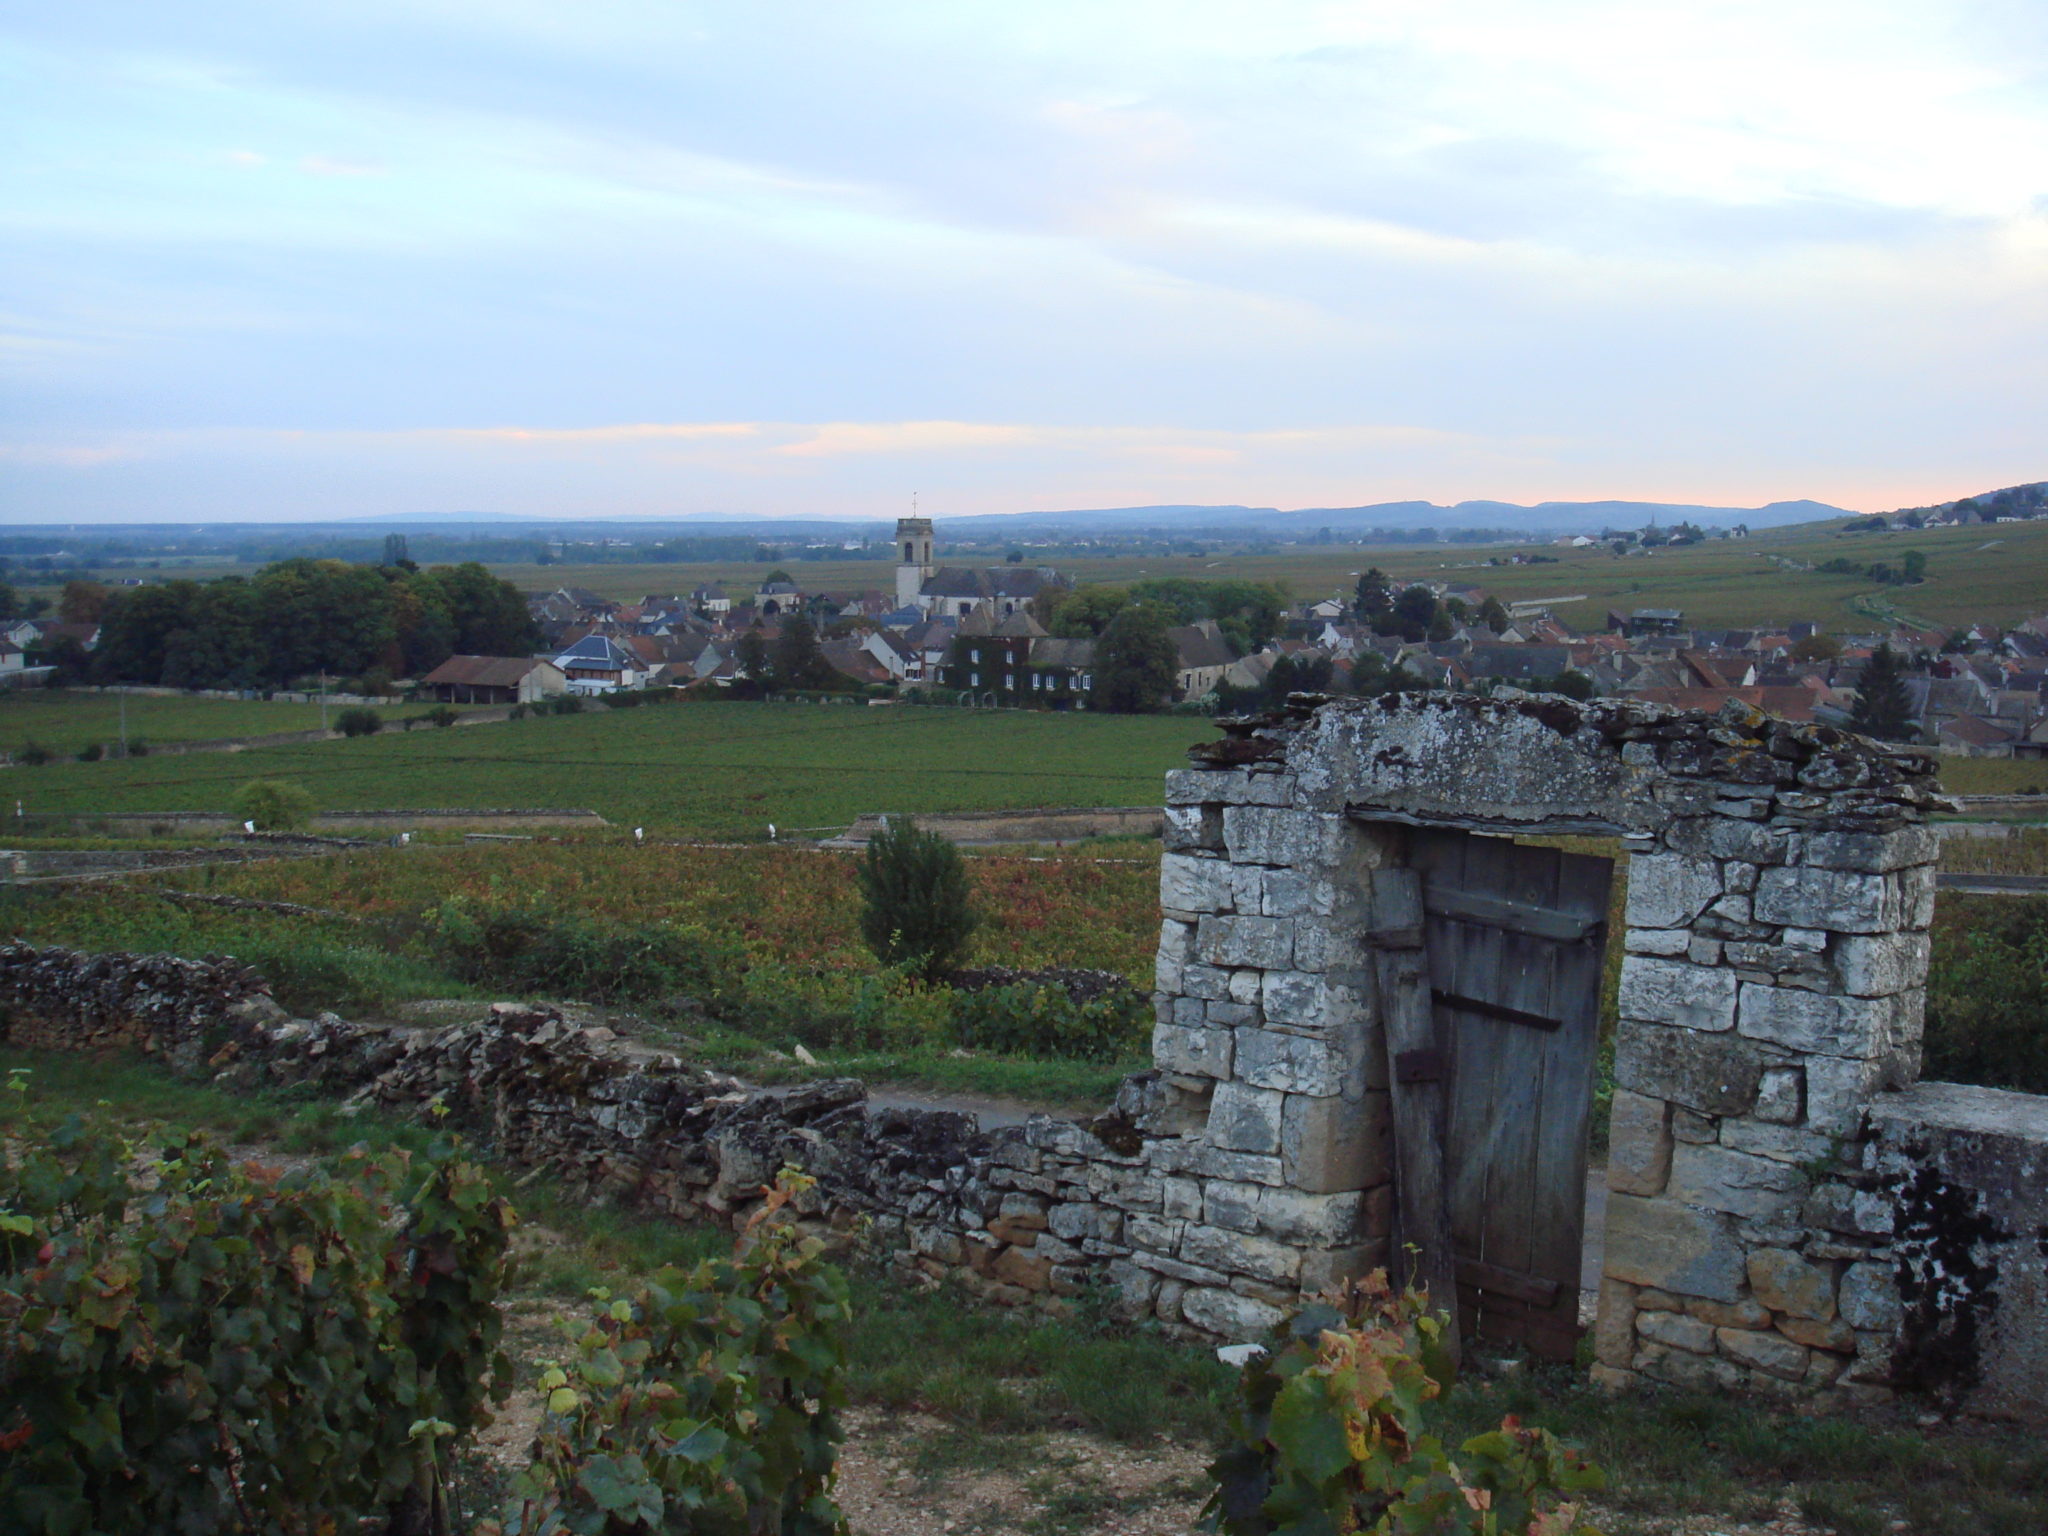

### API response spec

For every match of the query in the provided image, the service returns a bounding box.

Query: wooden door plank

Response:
[1524,845,1613,1344]
[1473,840,1559,1300]
[1370,867,1461,1370]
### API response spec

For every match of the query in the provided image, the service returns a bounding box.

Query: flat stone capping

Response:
[1870,1080,2048,1141]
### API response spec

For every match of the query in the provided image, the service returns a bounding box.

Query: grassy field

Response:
[6,1047,2045,1536]
[0,689,465,757]
[413,514,2048,632]
[0,699,1211,836]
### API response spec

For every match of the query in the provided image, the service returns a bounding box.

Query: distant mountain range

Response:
[926,498,1850,538]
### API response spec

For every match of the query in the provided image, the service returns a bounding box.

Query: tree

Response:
[771,609,838,691]
[856,816,977,980]
[1477,596,1511,633]
[1789,633,1841,664]
[734,629,770,696]
[231,778,316,831]
[57,580,110,624]
[1351,652,1422,698]
[380,533,416,570]
[1850,643,1916,742]
[1902,549,1928,584]
[334,707,383,738]
[1048,585,1129,638]
[1385,585,1439,642]
[1354,569,1394,623]
[0,579,15,620]
[1093,601,1179,713]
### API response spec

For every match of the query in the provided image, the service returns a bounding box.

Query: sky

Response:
[3,1,2046,524]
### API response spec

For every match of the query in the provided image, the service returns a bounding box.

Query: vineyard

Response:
[0,700,1211,838]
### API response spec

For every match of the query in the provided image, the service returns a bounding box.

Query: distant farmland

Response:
[447,516,2048,631]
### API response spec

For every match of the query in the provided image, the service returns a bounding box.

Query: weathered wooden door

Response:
[1405,828,1612,1361]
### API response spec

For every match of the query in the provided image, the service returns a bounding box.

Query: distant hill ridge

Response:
[934,498,1849,537]
[1886,481,2048,522]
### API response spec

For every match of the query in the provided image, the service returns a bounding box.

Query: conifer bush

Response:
[855,816,977,980]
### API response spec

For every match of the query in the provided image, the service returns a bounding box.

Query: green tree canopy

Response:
[1850,643,1917,742]
[1093,601,1179,713]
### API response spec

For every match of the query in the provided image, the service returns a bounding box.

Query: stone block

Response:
[1637,1309,1716,1354]
[1281,1091,1391,1194]
[1152,1022,1233,1079]
[1614,1024,1765,1117]
[1718,1118,1833,1165]
[1747,1248,1835,1321]
[1048,1202,1120,1242]
[1205,1180,1369,1244]
[1664,816,1791,865]
[1209,1080,1285,1155]
[1124,1212,1184,1255]
[1235,1027,1347,1096]
[1196,914,1294,970]
[1173,996,1208,1027]
[1618,956,1739,1033]
[1180,1285,1287,1340]
[1626,854,1723,928]
[1603,1194,1746,1302]
[1838,1261,1902,1333]
[1804,1055,1888,1135]
[1161,852,1236,915]
[1672,1108,1718,1142]
[991,1245,1053,1291]
[1162,1176,1203,1220]
[1299,1240,1388,1293]
[1261,970,1327,1026]
[1668,1143,1806,1220]
[1739,984,1890,1060]
[1235,864,1315,917]
[1229,968,1263,1004]
[1636,1342,1743,1390]
[1800,826,1938,873]
[1165,768,1297,808]
[1606,1090,1674,1196]
[1162,802,1224,854]
[1625,928,1691,957]
[1685,1296,1772,1330]
[1222,806,1344,867]
[1832,933,1929,998]
[1181,964,1232,1002]
[1778,1316,1857,1352]
[1716,1327,1809,1381]
[1180,1223,1303,1285]
[1206,1001,1260,1027]
[1754,1066,1804,1125]
[1594,1278,1639,1368]
[1752,866,1901,933]
[1103,1258,1160,1317]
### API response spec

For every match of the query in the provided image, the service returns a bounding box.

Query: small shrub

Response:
[425,897,746,1008]
[124,736,148,758]
[548,694,584,716]
[856,816,977,980]
[1206,1274,1604,1536]
[231,777,316,831]
[14,741,51,767]
[74,742,102,763]
[950,981,1149,1061]
[427,705,460,728]
[335,706,384,737]
[508,703,528,721]
[498,1172,849,1536]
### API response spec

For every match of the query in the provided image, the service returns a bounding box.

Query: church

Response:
[893,516,1064,619]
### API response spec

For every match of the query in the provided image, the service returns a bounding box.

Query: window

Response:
[1005,673,1013,689]
[970,672,979,687]
[970,648,979,663]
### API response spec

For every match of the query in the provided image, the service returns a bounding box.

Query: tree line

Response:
[81,559,539,690]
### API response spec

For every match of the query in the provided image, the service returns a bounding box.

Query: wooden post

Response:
[1371,867,1461,1371]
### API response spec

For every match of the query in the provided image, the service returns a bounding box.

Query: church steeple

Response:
[895,513,934,609]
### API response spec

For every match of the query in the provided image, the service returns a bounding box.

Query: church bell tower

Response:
[896,515,934,610]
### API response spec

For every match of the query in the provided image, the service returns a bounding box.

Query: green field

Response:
[338,516,2048,631]
[1,699,1211,835]
[0,689,466,757]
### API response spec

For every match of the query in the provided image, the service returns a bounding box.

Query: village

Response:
[338,515,2048,760]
